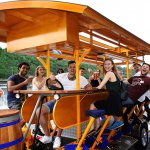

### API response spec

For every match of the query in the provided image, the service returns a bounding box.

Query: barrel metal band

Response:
[0,114,19,123]
[0,136,23,149]
[0,118,20,128]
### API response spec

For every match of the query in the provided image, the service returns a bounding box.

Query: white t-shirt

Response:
[55,73,89,90]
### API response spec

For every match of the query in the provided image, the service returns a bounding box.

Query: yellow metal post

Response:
[142,55,145,62]
[74,49,81,142]
[46,48,50,77]
[76,117,95,150]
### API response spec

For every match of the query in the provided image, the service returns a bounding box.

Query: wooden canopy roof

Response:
[0,0,150,64]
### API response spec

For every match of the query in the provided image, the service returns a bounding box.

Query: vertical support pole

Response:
[142,55,145,62]
[74,49,81,142]
[102,55,106,61]
[46,48,50,77]
[126,51,129,79]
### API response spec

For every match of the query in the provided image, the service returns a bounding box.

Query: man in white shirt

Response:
[36,61,92,148]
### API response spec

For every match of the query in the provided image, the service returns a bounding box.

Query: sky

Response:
[0,0,150,63]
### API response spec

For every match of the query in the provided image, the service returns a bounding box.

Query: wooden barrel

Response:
[0,109,23,150]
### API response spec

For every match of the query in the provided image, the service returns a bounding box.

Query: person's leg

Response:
[36,99,56,144]
[144,97,150,121]
[108,115,124,130]
[36,105,50,136]
[89,103,98,131]
[122,97,135,106]
[8,100,25,126]
[7,100,22,110]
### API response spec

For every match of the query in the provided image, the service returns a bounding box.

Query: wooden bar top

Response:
[14,89,108,95]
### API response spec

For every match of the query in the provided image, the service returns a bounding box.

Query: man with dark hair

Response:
[133,63,141,73]
[134,63,150,77]
[79,67,85,76]
[123,63,150,105]
[7,62,32,110]
[123,63,150,128]
[57,68,64,75]
[36,60,92,148]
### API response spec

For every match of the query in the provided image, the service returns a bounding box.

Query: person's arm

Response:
[50,74,56,81]
[123,80,130,84]
[88,68,93,77]
[81,76,92,90]
[7,78,32,92]
[88,75,94,83]
[84,83,92,90]
[32,77,46,90]
[97,72,111,89]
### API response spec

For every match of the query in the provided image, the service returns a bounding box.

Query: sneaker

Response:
[39,135,52,144]
[108,120,124,130]
[53,137,61,149]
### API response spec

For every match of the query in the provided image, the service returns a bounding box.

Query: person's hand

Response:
[88,68,93,76]
[89,75,94,81]
[24,77,33,84]
[49,74,55,81]
[96,85,101,89]
[129,65,134,70]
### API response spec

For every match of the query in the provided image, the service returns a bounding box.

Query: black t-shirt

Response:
[7,74,27,101]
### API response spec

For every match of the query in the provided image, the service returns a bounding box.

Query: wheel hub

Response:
[141,128,148,146]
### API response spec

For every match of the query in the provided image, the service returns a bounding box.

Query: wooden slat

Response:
[0,21,9,31]
[6,10,35,22]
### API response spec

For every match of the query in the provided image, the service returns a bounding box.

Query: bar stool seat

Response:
[86,110,105,118]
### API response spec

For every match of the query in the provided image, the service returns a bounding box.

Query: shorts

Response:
[7,99,22,110]
[43,99,56,113]
[122,97,134,106]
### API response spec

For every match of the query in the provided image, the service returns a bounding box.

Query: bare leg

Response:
[56,128,63,137]
[36,105,50,136]
[114,116,119,121]
[95,117,101,130]
[89,103,99,131]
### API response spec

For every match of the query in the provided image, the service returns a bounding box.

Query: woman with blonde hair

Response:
[31,66,47,137]
[89,58,123,133]
[32,66,47,90]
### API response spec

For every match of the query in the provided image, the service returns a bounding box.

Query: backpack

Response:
[120,81,128,101]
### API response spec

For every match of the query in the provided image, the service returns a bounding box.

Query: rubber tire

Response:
[134,122,148,150]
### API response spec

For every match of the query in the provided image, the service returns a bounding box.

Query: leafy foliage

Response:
[0,48,127,79]
[0,48,98,79]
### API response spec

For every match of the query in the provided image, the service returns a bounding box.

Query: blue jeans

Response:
[43,99,56,113]
[7,99,22,110]
[122,97,134,105]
